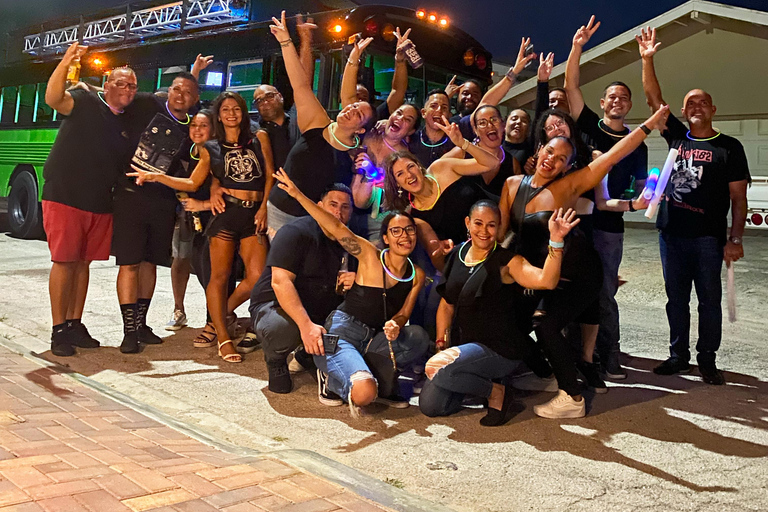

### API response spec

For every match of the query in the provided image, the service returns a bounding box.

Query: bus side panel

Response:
[0,128,57,198]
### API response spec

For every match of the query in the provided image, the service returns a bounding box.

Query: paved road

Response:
[0,224,767,512]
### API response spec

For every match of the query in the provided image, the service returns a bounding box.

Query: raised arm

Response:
[568,105,669,196]
[45,43,85,116]
[504,209,577,289]
[636,27,666,111]
[296,14,317,87]
[190,53,213,81]
[429,116,500,177]
[534,53,554,117]
[270,11,329,132]
[127,146,212,192]
[479,37,537,107]
[386,28,412,113]
[341,37,374,108]
[564,15,600,120]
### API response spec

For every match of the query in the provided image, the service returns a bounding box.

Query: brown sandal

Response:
[218,339,242,363]
[194,322,217,348]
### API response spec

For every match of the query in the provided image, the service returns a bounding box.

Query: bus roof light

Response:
[381,23,396,42]
[364,18,379,36]
[428,12,438,23]
[463,49,475,66]
[475,53,487,70]
[92,57,104,67]
[416,9,426,19]
[439,17,449,28]
[330,23,344,34]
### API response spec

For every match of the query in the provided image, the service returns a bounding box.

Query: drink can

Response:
[400,41,423,69]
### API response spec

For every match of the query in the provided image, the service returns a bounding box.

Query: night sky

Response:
[2,0,766,65]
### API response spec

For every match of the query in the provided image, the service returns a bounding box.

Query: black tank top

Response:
[411,177,488,245]
[470,147,518,199]
[205,139,266,192]
[339,279,413,329]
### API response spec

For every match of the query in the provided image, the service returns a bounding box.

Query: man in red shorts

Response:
[42,43,138,356]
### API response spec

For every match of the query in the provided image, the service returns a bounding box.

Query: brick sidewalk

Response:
[0,347,390,512]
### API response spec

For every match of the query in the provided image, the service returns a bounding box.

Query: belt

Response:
[223,192,263,208]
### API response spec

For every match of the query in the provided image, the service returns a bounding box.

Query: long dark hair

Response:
[192,109,215,139]
[212,91,253,146]
[379,211,416,248]
[534,108,591,168]
[383,150,427,212]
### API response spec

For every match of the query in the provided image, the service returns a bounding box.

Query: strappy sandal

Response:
[218,339,242,363]
[194,322,217,348]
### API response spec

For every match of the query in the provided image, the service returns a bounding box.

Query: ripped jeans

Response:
[314,310,430,400]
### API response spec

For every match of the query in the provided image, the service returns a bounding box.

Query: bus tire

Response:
[8,170,44,240]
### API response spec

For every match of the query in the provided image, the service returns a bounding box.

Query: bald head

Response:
[103,67,137,110]
[681,88,716,128]
[253,84,284,122]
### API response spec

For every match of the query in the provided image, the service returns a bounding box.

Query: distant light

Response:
[92,57,103,67]
[332,23,343,33]
[428,12,437,22]
[364,19,379,36]
[416,9,426,19]
[205,72,223,87]
[463,49,475,66]
[439,17,449,28]
[382,23,396,42]
[475,54,487,70]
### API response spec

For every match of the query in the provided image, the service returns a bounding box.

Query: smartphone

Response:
[524,43,535,68]
[348,32,362,45]
[322,333,340,354]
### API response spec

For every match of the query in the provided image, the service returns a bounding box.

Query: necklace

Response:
[222,139,242,149]
[383,137,401,153]
[165,102,190,124]
[420,130,448,148]
[597,119,629,138]
[379,249,415,283]
[409,175,441,210]
[686,130,721,142]
[329,123,360,150]
[98,92,124,114]
[189,144,200,161]
[458,240,496,271]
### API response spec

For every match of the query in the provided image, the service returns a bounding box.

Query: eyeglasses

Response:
[253,92,278,106]
[109,80,138,91]
[388,225,416,237]
[544,118,566,133]
[476,117,501,129]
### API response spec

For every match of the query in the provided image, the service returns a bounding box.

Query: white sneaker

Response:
[164,309,187,331]
[533,389,586,419]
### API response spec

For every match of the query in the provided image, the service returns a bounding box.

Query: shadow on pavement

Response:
[30,328,768,494]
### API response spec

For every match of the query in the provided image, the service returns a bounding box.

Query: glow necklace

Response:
[686,130,721,142]
[597,119,629,138]
[165,102,190,124]
[189,144,200,161]
[329,123,361,150]
[409,174,441,211]
[379,249,415,283]
[98,92,124,114]
[420,130,448,148]
[458,240,497,268]
[383,137,401,153]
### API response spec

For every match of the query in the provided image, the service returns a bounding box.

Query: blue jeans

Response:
[593,229,624,358]
[419,343,521,417]
[314,310,430,400]
[659,233,723,366]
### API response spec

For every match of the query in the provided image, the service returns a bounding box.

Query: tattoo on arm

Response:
[339,236,362,256]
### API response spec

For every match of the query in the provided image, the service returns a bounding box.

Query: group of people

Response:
[41,12,749,425]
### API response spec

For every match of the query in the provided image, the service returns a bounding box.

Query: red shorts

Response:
[43,201,113,262]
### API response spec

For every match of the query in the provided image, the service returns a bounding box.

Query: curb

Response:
[0,323,455,512]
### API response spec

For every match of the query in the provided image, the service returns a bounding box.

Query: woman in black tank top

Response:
[273,168,430,416]
[496,105,670,419]
[129,92,276,364]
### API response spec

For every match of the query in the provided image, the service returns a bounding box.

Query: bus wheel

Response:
[8,170,44,240]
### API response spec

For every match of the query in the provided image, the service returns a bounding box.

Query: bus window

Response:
[198,63,225,103]
[17,84,36,125]
[158,66,187,89]
[1,87,18,124]
[134,69,156,93]
[227,59,263,109]
[35,83,54,123]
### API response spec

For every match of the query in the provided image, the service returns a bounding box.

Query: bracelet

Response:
[548,245,564,258]
[549,239,564,249]
[347,58,359,65]
[505,67,517,82]
[639,123,651,135]
[461,139,470,151]
[279,39,293,47]
[628,199,636,212]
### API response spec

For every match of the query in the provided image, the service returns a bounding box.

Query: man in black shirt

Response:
[113,72,199,353]
[565,17,648,380]
[252,85,299,171]
[249,184,355,394]
[42,43,137,357]
[639,28,749,385]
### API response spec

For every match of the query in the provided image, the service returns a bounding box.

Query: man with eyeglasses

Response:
[42,43,139,356]
[251,85,299,171]
[113,70,200,353]
[565,16,648,380]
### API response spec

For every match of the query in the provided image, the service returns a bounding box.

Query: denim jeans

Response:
[593,229,624,358]
[659,233,723,366]
[314,310,430,400]
[419,343,521,417]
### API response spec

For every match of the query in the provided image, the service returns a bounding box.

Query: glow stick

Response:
[642,167,660,200]
[727,264,736,322]
[645,148,678,219]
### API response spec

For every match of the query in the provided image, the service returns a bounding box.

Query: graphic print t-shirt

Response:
[657,115,750,244]
[205,139,266,192]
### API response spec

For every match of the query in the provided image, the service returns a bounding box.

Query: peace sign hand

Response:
[394,27,413,54]
[270,11,290,42]
[573,15,601,48]
[636,26,661,59]
[435,115,464,147]
[296,13,317,40]
[537,52,554,82]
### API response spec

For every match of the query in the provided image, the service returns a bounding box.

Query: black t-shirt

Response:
[410,128,455,167]
[205,139,266,192]
[503,140,530,171]
[42,89,133,213]
[256,105,300,171]
[268,127,336,217]
[657,115,750,244]
[249,216,347,324]
[449,114,475,141]
[577,104,648,233]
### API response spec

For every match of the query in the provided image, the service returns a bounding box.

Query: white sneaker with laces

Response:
[533,389,585,419]
[164,309,187,331]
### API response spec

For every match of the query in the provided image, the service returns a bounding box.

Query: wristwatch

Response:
[729,236,742,245]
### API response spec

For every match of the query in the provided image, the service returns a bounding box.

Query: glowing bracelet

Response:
[549,239,564,249]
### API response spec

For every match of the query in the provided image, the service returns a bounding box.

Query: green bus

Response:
[0,0,492,238]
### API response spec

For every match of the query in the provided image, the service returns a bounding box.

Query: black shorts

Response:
[204,201,260,241]
[112,188,177,266]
